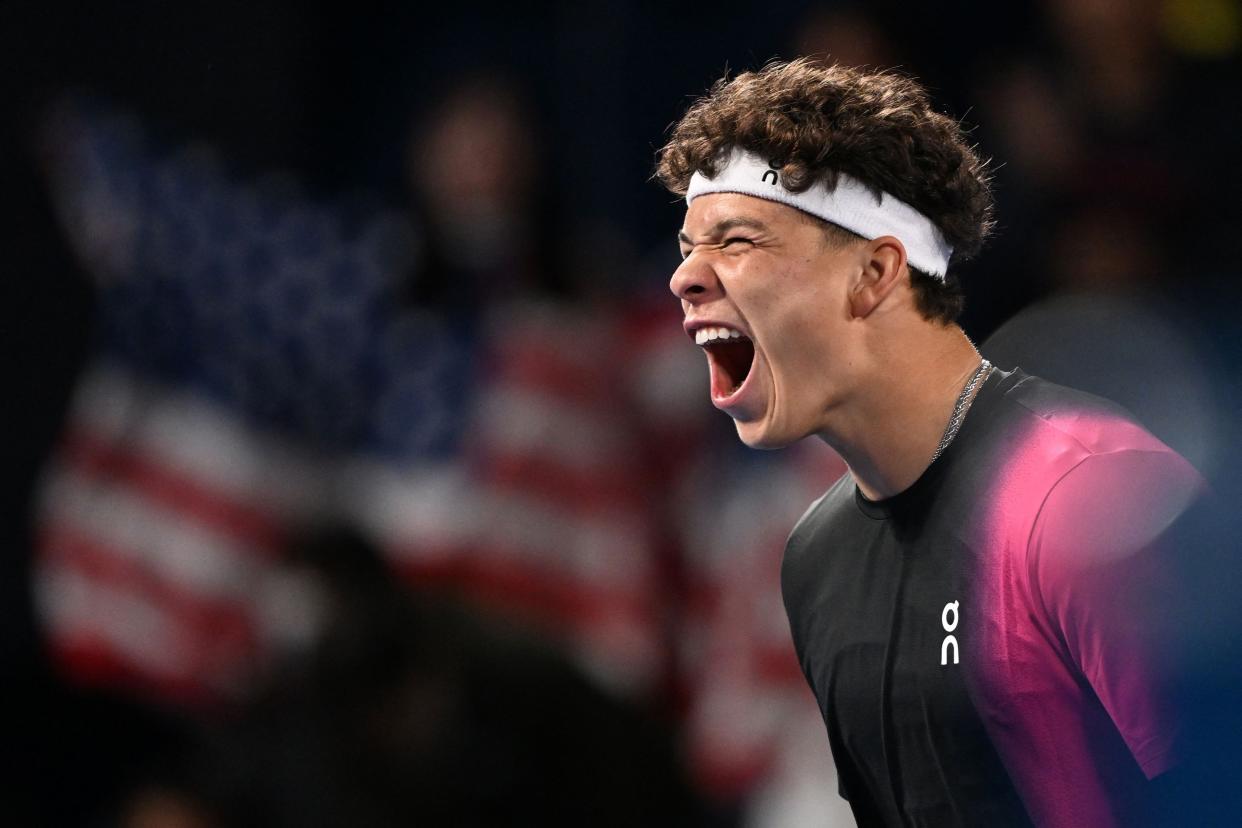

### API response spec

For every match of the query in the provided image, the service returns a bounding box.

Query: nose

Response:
[669,250,721,304]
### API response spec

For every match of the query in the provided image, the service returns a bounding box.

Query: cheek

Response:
[761,309,843,418]
[723,263,791,319]
[763,299,828,358]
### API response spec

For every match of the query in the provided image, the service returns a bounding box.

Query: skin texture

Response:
[672,193,983,500]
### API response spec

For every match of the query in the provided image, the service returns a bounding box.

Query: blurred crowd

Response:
[4,1,1241,826]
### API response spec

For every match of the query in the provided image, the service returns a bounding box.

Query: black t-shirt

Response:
[782,368,1201,828]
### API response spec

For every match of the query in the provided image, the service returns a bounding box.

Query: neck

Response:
[818,323,983,501]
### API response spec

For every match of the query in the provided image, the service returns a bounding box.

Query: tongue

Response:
[709,339,755,397]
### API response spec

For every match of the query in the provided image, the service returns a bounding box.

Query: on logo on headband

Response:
[687,147,954,279]
[762,159,779,186]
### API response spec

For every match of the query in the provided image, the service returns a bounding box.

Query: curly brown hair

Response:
[656,59,994,323]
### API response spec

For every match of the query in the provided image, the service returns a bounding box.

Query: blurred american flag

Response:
[33,96,479,702]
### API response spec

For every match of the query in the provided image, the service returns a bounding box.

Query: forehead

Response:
[680,192,809,237]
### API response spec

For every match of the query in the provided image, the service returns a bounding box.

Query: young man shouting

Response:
[657,60,1201,827]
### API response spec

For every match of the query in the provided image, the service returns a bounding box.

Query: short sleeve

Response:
[1027,448,1203,778]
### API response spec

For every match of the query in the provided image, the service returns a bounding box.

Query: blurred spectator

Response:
[115,527,702,827]
[403,75,553,308]
[794,4,900,69]
[976,0,1242,302]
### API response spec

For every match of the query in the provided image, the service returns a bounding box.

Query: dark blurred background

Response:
[3,1,1240,825]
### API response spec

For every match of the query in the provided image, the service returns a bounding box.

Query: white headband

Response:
[686,148,953,279]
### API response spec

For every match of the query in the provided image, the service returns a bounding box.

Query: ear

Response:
[848,236,907,319]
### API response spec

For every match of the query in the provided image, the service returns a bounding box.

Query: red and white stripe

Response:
[35,362,328,704]
[678,440,848,798]
[353,300,680,696]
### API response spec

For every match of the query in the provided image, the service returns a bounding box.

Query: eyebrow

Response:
[677,216,771,246]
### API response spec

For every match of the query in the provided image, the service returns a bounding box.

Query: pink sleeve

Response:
[1027,448,1202,778]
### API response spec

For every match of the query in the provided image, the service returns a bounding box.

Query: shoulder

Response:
[980,369,1198,491]
[1007,375,1204,570]
[993,370,1166,456]
[971,369,1204,556]
[998,372,1204,548]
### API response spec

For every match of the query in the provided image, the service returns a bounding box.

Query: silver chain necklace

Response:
[928,358,993,465]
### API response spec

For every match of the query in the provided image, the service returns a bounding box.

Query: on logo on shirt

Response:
[941,600,960,666]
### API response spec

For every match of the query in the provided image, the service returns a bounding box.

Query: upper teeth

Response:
[695,326,745,346]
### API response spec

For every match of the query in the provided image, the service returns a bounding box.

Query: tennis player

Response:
[657,60,1201,827]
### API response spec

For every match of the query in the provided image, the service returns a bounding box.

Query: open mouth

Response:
[697,327,755,398]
